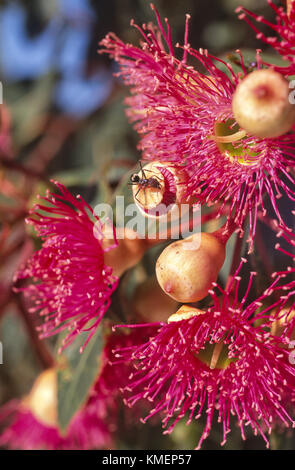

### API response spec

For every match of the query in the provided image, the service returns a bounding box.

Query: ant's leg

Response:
[134,183,147,206]
[139,161,148,180]
[134,187,142,204]
[143,183,148,206]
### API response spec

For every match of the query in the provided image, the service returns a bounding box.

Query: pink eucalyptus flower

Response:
[237,0,295,76]
[15,182,118,351]
[0,397,113,451]
[275,222,295,290]
[100,5,295,249]
[0,326,155,450]
[0,370,115,450]
[272,222,295,334]
[114,260,295,449]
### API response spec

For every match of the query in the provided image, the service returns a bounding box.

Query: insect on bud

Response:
[156,226,234,303]
[23,369,57,428]
[232,69,295,139]
[133,277,179,323]
[130,161,189,218]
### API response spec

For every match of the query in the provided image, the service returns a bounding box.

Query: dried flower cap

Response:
[155,226,234,303]
[233,69,295,139]
[133,276,179,323]
[168,304,204,323]
[131,161,189,218]
[22,369,57,428]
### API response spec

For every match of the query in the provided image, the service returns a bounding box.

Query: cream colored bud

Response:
[233,69,295,139]
[156,231,227,303]
[133,277,179,323]
[23,369,57,428]
[103,227,149,278]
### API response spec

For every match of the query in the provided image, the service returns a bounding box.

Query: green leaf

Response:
[217,48,291,77]
[7,73,55,147]
[52,167,94,187]
[57,325,104,433]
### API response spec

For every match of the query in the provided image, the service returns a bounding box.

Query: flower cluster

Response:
[0,393,113,451]
[0,327,152,450]
[1,0,295,452]
[0,366,115,450]
[100,4,295,247]
[115,262,295,448]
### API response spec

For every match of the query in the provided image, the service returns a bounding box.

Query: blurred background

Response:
[0,0,293,450]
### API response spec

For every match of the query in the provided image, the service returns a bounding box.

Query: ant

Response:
[129,161,163,204]
[227,53,258,73]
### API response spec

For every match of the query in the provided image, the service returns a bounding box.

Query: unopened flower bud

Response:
[232,69,295,139]
[103,227,149,277]
[156,227,233,303]
[131,161,189,218]
[23,369,57,428]
[133,277,179,323]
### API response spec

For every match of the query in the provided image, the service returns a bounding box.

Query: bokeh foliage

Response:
[0,0,293,450]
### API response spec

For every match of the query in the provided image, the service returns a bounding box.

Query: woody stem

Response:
[0,154,48,181]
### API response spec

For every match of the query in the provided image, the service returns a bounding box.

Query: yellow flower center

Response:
[212,119,259,167]
[196,340,236,370]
